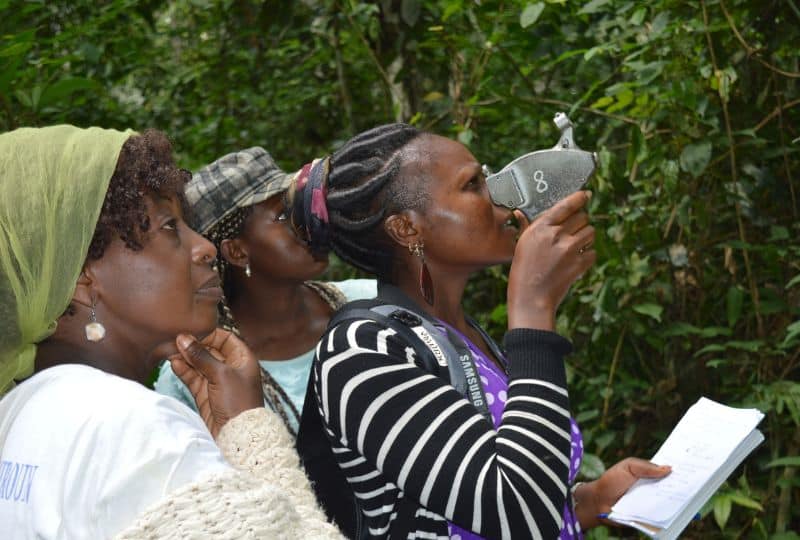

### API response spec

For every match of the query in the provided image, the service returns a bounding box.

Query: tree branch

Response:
[331,18,354,135]
[702,0,764,338]
[719,0,800,78]
[337,1,394,118]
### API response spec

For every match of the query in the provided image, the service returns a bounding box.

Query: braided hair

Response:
[320,123,426,279]
[204,206,253,332]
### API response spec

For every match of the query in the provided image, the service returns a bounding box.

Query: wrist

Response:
[507,304,556,331]
[573,480,601,530]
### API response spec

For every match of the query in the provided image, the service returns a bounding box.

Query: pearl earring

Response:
[84,305,106,342]
[245,263,252,278]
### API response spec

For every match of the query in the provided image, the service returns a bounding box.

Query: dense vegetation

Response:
[2,0,798,537]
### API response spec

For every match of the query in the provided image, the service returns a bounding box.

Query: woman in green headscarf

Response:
[0,126,342,539]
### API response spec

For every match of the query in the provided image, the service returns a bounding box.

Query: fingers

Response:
[540,190,591,225]
[626,458,672,479]
[170,356,204,393]
[573,223,596,256]
[176,333,223,379]
[169,356,211,411]
[202,329,257,369]
[199,327,233,352]
[560,209,590,236]
[513,209,531,233]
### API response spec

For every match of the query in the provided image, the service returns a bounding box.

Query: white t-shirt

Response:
[0,364,230,539]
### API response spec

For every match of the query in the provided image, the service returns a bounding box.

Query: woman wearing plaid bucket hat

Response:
[155,147,376,436]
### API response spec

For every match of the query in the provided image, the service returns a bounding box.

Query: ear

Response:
[220,238,249,269]
[384,211,423,250]
[71,265,96,310]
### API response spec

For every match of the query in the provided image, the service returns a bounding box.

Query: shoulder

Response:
[16,364,152,407]
[318,305,441,370]
[326,278,377,301]
[322,315,393,347]
[19,364,209,440]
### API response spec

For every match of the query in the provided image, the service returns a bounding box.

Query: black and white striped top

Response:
[313,315,574,540]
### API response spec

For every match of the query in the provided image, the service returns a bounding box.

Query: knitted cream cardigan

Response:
[115,408,343,539]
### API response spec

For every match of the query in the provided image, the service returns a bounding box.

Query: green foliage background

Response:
[2,0,798,537]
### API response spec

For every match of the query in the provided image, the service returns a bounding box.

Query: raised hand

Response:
[169,328,263,438]
[573,457,672,530]
[507,190,595,331]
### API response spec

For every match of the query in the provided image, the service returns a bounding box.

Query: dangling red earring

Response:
[410,241,434,305]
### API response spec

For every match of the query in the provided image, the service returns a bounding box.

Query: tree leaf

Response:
[630,7,646,25]
[694,344,726,356]
[729,494,763,511]
[401,0,421,26]
[680,140,712,178]
[713,494,731,530]
[767,456,800,469]
[633,303,663,322]
[579,452,606,480]
[39,78,99,109]
[578,0,611,15]
[726,286,744,327]
[769,533,800,540]
[520,3,545,28]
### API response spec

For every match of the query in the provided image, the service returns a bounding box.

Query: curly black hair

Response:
[87,129,190,260]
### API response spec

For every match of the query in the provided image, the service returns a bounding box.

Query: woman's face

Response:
[237,193,328,283]
[405,134,518,272]
[87,194,221,352]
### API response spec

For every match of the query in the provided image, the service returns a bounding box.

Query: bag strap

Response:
[467,315,509,374]
[329,300,492,424]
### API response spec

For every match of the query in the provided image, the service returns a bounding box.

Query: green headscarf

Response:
[0,125,134,395]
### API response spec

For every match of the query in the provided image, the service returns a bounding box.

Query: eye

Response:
[276,210,288,223]
[162,218,179,232]
[464,175,482,191]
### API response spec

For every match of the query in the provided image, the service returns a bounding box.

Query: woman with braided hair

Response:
[292,123,671,539]
[0,126,342,539]
[155,148,375,435]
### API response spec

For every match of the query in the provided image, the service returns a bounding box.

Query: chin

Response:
[311,262,329,277]
[183,305,220,340]
[195,312,221,340]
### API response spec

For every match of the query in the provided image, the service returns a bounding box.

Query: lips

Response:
[196,275,223,300]
[502,212,519,230]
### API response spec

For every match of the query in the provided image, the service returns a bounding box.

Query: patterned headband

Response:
[291,156,331,259]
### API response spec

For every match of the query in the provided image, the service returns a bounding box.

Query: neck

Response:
[35,330,166,385]
[228,276,319,338]
[393,261,472,334]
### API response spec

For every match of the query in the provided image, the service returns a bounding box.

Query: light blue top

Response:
[154,278,376,434]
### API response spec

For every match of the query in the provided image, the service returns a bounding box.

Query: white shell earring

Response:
[245,263,252,278]
[84,305,106,342]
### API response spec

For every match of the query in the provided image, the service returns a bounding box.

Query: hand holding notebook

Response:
[608,397,764,539]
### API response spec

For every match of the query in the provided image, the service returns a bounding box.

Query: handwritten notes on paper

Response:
[609,397,764,538]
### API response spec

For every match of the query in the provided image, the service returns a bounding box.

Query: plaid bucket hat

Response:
[185,147,293,234]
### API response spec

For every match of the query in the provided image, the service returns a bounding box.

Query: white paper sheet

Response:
[610,397,764,526]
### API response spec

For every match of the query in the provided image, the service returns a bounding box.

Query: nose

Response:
[190,228,217,264]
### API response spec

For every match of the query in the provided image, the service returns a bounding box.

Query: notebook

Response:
[608,397,765,539]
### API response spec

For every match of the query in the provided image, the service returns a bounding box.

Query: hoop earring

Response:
[84,302,106,342]
[409,241,434,305]
[245,263,252,278]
